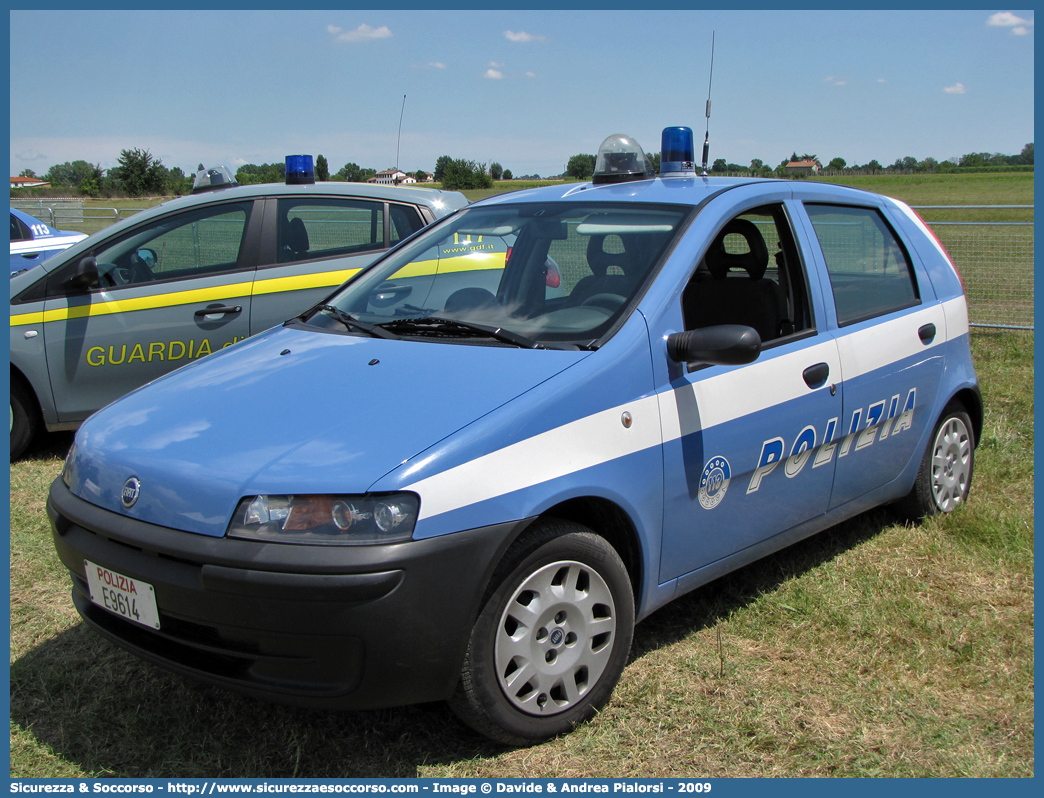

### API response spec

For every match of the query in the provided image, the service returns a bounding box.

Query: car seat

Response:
[683,219,782,342]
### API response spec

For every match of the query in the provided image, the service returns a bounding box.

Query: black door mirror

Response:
[63,257,100,292]
[667,324,761,366]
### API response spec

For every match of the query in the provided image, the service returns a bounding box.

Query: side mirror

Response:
[136,248,157,269]
[667,324,761,366]
[63,257,100,292]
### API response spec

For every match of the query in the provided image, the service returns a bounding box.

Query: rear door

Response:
[249,196,429,332]
[41,199,259,423]
[799,202,944,510]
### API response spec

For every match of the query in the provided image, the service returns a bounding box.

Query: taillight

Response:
[912,208,963,290]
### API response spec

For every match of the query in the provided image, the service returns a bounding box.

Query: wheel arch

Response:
[10,364,42,421]
[948,386,983,447]
[538,496,644,608]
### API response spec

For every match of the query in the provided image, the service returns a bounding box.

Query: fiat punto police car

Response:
[10,158,467,458]
[10,208,88,274]
[49,128,979,745]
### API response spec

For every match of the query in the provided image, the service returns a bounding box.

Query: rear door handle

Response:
[802,362,830,389]
[195,304,242,317]
[919,323,937,344]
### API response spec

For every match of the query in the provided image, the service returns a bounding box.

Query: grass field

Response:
[8,330,1034,778]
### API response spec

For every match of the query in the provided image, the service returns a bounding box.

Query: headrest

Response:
[586,233,639,276]
[705,218,768,280]
[287,217,309,255]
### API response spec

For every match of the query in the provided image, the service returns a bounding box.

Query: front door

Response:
[42,200,257,422]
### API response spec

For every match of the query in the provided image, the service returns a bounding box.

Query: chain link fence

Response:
[915,207,1033,330]
[10,199,1033,329]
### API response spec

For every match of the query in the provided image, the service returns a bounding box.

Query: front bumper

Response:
[48,478,526,710]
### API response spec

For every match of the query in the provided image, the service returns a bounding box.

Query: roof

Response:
[471,174,896,212]
[785,160,821,168]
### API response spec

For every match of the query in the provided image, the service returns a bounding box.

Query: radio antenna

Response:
[395,94,407,183]
[701,32,715,176]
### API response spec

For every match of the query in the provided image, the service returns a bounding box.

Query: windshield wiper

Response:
[318,305,399,340]
[376,316,544,349]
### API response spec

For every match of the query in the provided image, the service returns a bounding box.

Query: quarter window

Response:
[805,204,919,325]
[277,198,384,264]
[390,204,424,244]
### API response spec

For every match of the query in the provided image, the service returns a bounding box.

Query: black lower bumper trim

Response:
[49,478,530,709]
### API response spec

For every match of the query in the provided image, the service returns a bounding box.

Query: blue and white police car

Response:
[49,127,980,745]
[10,207,87,274]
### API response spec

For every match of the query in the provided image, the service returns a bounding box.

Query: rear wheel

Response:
[10,378,37,461]
[449,520,634,745]
[897,404,975,519]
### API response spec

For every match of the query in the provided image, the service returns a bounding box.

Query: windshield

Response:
[305,202,690,347]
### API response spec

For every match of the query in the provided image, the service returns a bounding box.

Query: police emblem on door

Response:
[699,456,731,510]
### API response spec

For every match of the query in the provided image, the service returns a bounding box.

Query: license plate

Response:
[84,560,160,630]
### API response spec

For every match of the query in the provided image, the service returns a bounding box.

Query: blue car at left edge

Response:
[48,127,980,746]
[10,207,87,274]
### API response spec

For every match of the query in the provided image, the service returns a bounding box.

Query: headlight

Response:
[62,443,78,488]
[226,492,420,545]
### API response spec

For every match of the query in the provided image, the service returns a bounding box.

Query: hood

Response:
[66,325,589,536]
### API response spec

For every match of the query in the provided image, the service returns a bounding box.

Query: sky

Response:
[8,9,1036,179]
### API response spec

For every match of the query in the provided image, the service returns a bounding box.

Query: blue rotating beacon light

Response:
[659,127,697,177]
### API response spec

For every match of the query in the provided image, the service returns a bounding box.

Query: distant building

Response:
[784,159,821,177]
[11,177,51,189]
[373,169,410,185]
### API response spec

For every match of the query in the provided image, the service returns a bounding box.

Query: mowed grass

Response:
[9,330,1033,778]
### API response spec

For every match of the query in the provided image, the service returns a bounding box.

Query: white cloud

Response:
[943,82,967,94]
[489,61,505,68]
[824,76,847,86]
[485,69,503,79]
[427,62,447,69]
[877,78,887,83]
[505,30,545,43]
[987,12,1033,34]
[987,12,1032,27]
[526,71,536,78]
[328,23,393,43]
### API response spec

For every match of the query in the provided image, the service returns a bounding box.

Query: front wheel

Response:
[10,380,37,461]
[897,404,975,519]
[449,521,634,745]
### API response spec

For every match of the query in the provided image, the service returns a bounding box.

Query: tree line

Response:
[17,142,1032,198]
[562,143,1034,180]
[18,148,523,197]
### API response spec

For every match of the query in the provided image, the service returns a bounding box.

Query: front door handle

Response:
[918,323,937,344]
[803,362,830,389]
[195,304,242,317]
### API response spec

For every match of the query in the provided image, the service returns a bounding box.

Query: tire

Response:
[10,378,38,461]
[448,520,635,745]
[897,404,975,520]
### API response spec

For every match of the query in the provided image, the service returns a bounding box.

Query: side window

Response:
[11,214,29,241]
[680,204,811,344]
[389,204,424,244]
[47,201,253,296]
[805,204,919,325]
[277,198,384,264]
